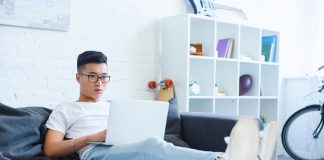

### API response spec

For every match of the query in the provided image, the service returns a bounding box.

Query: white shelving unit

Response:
[161,14,280,124]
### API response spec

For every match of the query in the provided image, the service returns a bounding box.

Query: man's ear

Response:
[76,73,80,83]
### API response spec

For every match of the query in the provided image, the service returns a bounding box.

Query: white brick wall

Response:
[0,0,311,109]
[0,0,188,108]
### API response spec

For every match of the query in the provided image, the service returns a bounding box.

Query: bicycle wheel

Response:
[282,104,324,160]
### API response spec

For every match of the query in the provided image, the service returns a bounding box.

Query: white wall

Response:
[0,0,188,108]
[218,0,310,77]
[306,0,324,74]
[0,0,311,108]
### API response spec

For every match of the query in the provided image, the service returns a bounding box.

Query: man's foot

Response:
[259,122,277,160]
[221,117,260,160]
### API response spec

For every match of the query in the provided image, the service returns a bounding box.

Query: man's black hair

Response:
[77,51,107,72]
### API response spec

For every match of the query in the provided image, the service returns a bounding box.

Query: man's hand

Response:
[87,130,107,142]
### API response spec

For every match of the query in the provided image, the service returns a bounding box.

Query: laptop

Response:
[89,99,169,145]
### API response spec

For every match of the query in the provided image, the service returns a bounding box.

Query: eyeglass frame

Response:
[78,73,111,83]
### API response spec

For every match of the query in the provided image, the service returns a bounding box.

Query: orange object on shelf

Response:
[190,43,202,55]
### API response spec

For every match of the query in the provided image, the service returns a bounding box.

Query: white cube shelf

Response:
[161,14,280,125]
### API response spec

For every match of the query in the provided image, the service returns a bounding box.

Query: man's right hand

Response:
[87,129,107,142]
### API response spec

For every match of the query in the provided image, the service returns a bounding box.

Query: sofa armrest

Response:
[180,112,239,152]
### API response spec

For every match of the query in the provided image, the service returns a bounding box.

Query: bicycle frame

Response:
[310,65,324,139]
[313,104,324,139]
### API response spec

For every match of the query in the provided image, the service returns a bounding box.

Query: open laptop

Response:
[90,99,169,145]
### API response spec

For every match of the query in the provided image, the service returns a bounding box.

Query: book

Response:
[227,38,234,58]
[262,35,277,62]
[217,38,234,58]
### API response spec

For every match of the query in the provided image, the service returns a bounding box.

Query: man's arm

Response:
[44,129,106,157]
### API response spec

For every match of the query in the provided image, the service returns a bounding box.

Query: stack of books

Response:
[261,35,277,62]
[216,38,234,58]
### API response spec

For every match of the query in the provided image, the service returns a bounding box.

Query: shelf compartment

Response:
[216,22,239,59]
[239,26,261,61]
[190,17,216,57]
[189,99,213,113]
[239,63,260,96]
[260,99,278,124]
[214,99,238,115]
[189,58,214,96]
[239,99,259,117]
[215,60,239,96]
[261,65,279,96]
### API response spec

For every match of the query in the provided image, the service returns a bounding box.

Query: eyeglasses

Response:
[79,73,111,83]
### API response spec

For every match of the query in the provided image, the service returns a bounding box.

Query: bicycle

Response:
[281,65,324,160]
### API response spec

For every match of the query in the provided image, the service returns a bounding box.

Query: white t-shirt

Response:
[46,100,110,159]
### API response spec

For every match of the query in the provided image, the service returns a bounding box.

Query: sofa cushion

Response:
[164,98,189,147]
[0,103,51,160]
[164,98,181,135]
[164,134,190,148]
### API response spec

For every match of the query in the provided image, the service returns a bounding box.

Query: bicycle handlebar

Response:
[318,65,324,71]
[319,85,324,93]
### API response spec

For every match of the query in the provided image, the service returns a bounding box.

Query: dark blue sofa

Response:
[0,102,258,160]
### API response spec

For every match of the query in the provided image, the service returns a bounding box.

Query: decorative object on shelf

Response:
[239,55,253,61]
[190,43,203,55]
[189,80,200,95]
[239,74,253,96]
[260,83,263,96]
[260,114,266,124]
[214,83,226,96]
[188,0,247,20]
[216,38,234,58]
[214,83,219,96]
[259,55,265,62]
[262,35,277,62]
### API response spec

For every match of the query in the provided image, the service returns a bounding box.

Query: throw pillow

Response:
[0,103,51,160]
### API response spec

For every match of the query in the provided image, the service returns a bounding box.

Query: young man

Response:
[44,51,265,160]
